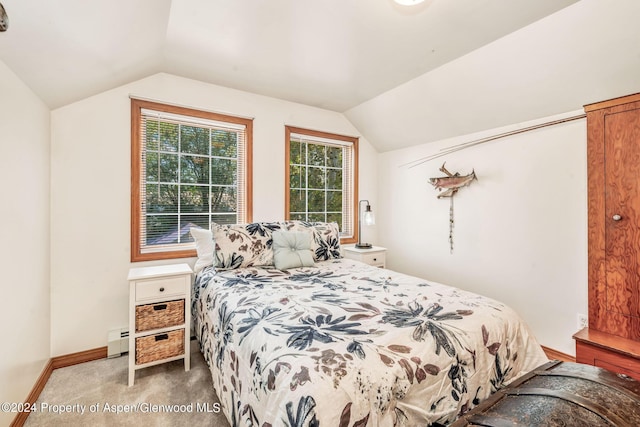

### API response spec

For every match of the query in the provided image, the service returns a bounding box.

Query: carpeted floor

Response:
[24,340,230,426]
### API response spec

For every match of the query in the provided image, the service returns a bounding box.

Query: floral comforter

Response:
[193,258,548,427]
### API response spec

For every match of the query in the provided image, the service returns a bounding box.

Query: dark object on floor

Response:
[450,360,640,427]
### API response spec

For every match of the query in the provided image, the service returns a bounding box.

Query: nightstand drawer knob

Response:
[153,304,167,311]
[373,258,377,261]
[155,334,169,342]
[159,287,165,292]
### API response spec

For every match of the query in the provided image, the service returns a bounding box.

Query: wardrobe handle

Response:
[612,214,622,221]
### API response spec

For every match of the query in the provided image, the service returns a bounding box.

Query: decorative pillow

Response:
[189,227,215,274]
[212,222,283,269]
[281,221,342,261]
[272,231,315,270]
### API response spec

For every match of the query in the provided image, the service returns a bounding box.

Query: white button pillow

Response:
[272,231,315,270]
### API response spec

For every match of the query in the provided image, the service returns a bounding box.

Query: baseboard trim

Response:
[542,345,575,363]
[10,346,108,427]
[52,346,108,369]
[9,359,53,427]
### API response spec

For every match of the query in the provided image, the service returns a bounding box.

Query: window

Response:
[131,99,253,262]
[285,126,358,243]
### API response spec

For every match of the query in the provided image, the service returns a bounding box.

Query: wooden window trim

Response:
[284,125,358,245]
[131,98,253,262]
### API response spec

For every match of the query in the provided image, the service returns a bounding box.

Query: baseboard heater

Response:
[107,328,129,358]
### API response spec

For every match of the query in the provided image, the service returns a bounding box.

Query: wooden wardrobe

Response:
[573,93,640,379]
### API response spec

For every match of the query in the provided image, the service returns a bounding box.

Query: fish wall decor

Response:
[429,163,477,253]
[429,162,477,198]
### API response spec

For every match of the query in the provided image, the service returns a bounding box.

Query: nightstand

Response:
[343,245,387,268]
[127,263,192,386]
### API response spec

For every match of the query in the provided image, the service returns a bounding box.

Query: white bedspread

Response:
[193,258,548,426]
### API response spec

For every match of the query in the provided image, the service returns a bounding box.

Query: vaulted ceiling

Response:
[2,0,639,151]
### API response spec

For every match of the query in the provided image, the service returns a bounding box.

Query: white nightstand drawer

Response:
[361,252,385,266]
[342,245,387,268]
[135,276,186,302]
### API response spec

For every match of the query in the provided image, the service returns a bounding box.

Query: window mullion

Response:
[304,143,309,221]
[321,146,325,223]
[208,128,213,227]
[177,123,182,244]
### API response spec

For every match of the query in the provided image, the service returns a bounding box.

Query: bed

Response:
[191,221,548,426]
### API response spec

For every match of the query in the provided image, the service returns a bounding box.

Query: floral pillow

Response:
[211,222,283,269]
[281,221,342,261]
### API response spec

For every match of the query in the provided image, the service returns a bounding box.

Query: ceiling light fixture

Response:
[394,0,426,5]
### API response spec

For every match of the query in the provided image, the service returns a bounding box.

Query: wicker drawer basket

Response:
[135,299,184,332]
[135,329,185,365]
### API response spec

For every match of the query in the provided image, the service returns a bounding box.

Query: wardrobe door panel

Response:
[604,108,640,338]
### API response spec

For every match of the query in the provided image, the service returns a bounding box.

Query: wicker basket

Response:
[135,329,185,365]
[135,299,184,332]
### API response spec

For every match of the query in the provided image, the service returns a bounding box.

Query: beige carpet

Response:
[24,341,230,427]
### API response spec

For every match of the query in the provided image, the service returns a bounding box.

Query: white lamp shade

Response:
[363,210,375,226]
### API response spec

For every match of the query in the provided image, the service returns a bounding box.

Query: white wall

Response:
[378,111,588,356]
[50,73,378,356]
[0,60,51,426]
[345,0,640,153]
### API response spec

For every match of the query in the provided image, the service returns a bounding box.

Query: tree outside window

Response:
[131,99,252,261]
[285,126,358,244]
